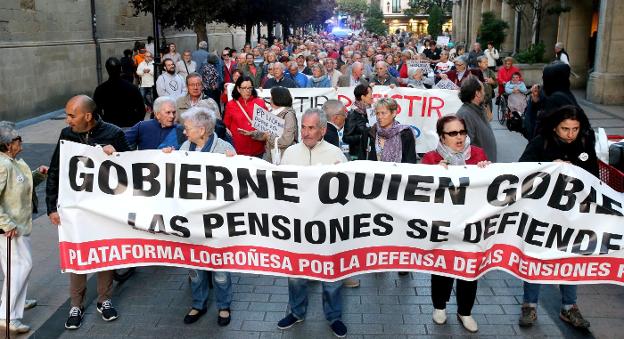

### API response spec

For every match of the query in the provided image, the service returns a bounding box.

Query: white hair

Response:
[181,107,217,136]
[153,96,176,114]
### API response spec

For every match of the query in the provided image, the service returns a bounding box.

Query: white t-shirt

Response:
[435,61,454,74]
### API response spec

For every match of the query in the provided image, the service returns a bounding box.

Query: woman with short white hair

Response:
[164,107,235,326]
[0,122,47,333]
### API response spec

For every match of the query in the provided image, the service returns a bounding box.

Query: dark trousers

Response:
[431,274,477,316]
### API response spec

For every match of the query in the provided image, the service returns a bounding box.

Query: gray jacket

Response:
[456,103,497,162]
[178,135,234,154]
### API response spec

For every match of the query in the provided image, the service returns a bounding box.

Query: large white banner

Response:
[227,85,462,152]
[58,142,624,284]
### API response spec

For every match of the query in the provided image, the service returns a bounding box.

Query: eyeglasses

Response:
[443,130,468,137]
[239,87,253,90]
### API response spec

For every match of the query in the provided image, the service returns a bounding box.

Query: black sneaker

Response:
[330,320,347,337]
[277,313,303,329]
[65,306,84,330]
[96,300,118,322]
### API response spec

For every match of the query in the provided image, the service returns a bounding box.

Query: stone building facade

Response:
[451,0,623,105]
[0,0,247,121]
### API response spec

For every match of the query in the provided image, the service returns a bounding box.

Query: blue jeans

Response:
[139,87,153,107]
[190,270,232,310]
[287,278,342,323]
[523,282,577,307]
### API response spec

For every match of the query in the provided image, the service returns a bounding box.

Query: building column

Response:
[555,0,592,88]
[481,0,491,16]
[457,1,465,43]
[490,0,501,18]
[452,2,459,40]
[468,0,482,44]
[587,0,624,104]
[500,1,514,53]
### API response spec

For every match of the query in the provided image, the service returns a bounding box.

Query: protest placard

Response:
[252,104,285,137]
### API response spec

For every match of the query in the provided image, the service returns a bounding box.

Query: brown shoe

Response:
[518,305,537,327]
[559,305,590,329]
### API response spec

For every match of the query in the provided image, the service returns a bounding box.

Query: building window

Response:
[392,0,401,13]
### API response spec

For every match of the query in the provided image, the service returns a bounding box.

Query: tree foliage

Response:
[504,0,571,45]
[477,11,509,49]
[404,0,452,17]
[426,4,443,38]
[129,0,336,44]
[336,0,368,17]
[364,5,387,36]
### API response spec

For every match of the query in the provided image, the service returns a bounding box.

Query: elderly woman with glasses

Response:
[421,115,489,334]
[0,122,48,333]
[163,107,235,327]
[224,75,268,157]
[439,55,483,87]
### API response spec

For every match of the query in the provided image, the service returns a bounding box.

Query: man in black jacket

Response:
[46,95,129,330]
[93,57,146,128]
[322,99,347,153]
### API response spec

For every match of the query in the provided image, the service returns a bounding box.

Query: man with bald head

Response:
[337,61,369,87]
[369,61,399,86]
[46,95,129,330]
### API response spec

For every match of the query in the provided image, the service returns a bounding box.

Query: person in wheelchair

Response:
[496,57,521,97]
[504,72,528,115]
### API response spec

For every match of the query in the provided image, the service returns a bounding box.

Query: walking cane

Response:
[4,231,10,339]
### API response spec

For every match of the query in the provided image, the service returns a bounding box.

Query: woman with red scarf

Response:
[224,75,267,157]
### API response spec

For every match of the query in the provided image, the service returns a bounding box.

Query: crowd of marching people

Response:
[0,29,596,337]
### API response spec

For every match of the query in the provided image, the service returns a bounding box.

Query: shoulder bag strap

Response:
[235,100,253,124]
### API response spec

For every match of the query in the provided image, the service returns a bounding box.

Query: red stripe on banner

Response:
[58,239,624,284]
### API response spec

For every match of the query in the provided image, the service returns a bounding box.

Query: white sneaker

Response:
[0,319,31,333]
[24,299,37,310]
[457,314,478,333]
[432,308,447,324]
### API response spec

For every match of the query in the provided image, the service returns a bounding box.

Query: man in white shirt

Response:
[156,58,187,99]
[278,108,348,336]
[176,50,196,78]
[136,51,155,107]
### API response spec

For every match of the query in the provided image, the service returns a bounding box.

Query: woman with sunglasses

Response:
[421,115,490,334]
[224,75,268,157]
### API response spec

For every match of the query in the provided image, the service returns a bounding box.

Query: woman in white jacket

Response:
[484,42,500,70]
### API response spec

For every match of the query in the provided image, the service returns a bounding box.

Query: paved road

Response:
[4,92,623,339]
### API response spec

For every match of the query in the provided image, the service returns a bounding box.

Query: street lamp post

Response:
[152,0,161,95]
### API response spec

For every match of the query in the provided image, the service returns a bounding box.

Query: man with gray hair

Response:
[554,42,569,65]
[277,107,347,337]
[125,96,185,150]
[324,58,342,87]
[369,61,399,86]
[263,62,297,89]
[337,61,369,87]
[46,95,129,330]
[192,41,209,70]
[322,100,348,152]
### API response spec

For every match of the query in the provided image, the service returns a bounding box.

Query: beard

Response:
[166,69,175,75]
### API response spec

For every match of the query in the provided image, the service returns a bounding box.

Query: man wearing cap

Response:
[46,95,129,330]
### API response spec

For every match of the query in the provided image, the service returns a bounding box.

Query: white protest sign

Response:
[436,36,450,47]
[58,141,624,284]
[228,86,461,152]
[252,104,285,137]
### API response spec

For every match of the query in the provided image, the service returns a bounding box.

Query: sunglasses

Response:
[443,130,468,137]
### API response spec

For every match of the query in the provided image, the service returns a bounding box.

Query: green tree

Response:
[477,11,509,49]
[426,4,443,38]
[404,0,451,17]
[336,0,368,17]
[364,5,387,36]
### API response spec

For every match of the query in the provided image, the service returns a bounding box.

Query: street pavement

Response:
[3,91,623,339]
